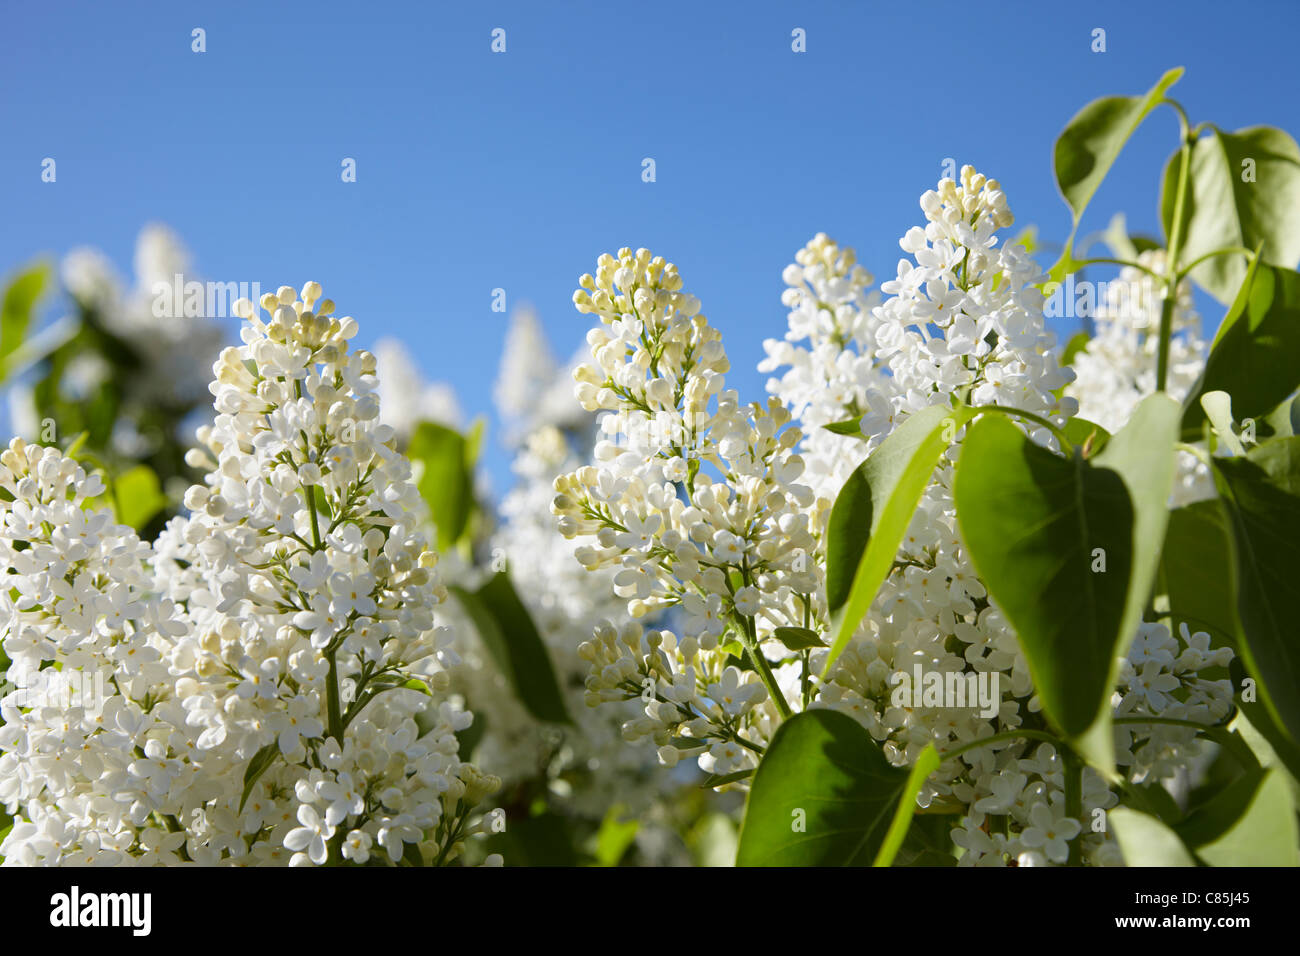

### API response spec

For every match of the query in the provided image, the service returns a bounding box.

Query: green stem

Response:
[1114,715,1259,771]
[1174,441,1212,467]
[937,728,1062,763]
[1157,130,1193,392]
[1177,246,1257,280]
[433,803,468,867]
[153,813,193,862]
[325,649,343,742]
[800,648,811,711]
[1072,257,1164,280]
[734,562,793,721]
[1114,714,1258,769]
[746,631,793,721]
[1063,746,1083,866]
[305,484,323,550]
[1112,715,1223,730]
[325,827,347,866]
[1164,98,1193,139]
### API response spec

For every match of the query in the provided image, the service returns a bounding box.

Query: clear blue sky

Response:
[5,0,1298,488]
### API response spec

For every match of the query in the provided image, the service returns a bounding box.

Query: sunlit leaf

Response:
[824,405,970,675]
[451,572,570,724]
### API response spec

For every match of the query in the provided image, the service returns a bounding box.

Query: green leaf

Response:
[1054,67,1183,220]
[1061,417,1111,457]
[736,710,938,866]
[486,811,577,867]
[1160,499,1241,651]
[0,261,50,378]
[1162,125,1300,303]
[1069,394,1180,657]
[701,768,755,789]
[956,414,1129,739]
[1258,390,1300,439]
[406,421,476,551]
[114,464,167,531]
[238,742,280,813]
[718,639,747,663]
[688,812,739,867]
[1200,391,1246,456]
[1009,224,1038,254]
[1060,393,1180,759]
[822,417,865,438]
[772,626,825,651]
[873,744,941,867]
[954,396,1180,754]
[401,841,426,867]
[593,805,640,867]
[1118,779,1186,826]
[1175,767,1299,866]
[1261,393,1300,439]
[823,404,970,675]
[1181,261,1300,436]
[1101,212,1140,261]
[1109,807,1197,866]
[1048,68,1183,280]
[1211,437,1300,746]
[1230,707,1300,797]
[63,431,89,460]
[1061,331,1091,369]
[1052,335,1093,402]
[891,814,958,866]
[451,572,570,724]
[311,485,333,520]
[463,417,485,466]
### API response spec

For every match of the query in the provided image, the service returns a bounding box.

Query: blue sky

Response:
[4,0,1298,489]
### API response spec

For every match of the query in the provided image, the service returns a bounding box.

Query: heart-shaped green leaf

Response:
[1211,437,1300,747]
[954,396,1179,754]
[1162,125,1300,303]
[1181,261,1300,437]
[1046,68,1183,282]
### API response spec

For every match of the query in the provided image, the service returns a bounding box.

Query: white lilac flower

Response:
[758,233,886,501]
[0,284,499,866]
[0,438,187,863]
[555,247,827,776]
[557,168,1236,866]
